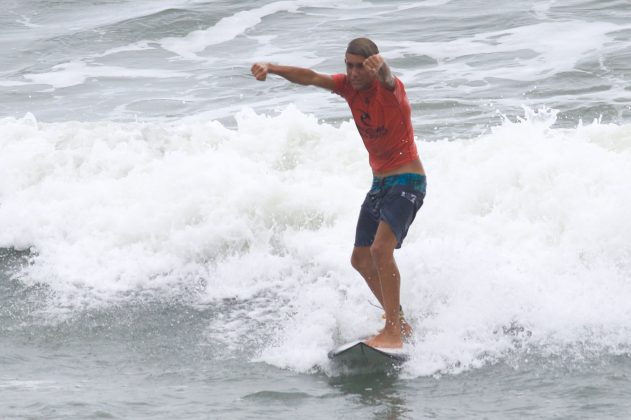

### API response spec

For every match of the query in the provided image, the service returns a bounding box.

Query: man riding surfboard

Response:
[251,38,426,348]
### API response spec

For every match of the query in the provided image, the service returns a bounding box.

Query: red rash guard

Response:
[332,74,419,173]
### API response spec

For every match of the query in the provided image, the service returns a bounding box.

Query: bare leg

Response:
[351,221,409,348]
[351,246,384,307]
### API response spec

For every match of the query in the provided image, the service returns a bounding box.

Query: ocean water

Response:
[2,0,631,418]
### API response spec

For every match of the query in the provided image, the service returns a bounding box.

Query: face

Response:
[345,53,374,90]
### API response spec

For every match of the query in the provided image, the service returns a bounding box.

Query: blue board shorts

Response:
[355,173,426,249]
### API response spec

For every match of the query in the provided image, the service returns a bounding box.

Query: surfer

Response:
[251,38,426,348]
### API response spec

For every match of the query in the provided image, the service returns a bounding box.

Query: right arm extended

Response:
[251,62,336,91]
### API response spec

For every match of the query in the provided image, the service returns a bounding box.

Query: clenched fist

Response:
[251,62,269,81]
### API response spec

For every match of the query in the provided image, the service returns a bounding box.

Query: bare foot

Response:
[377,319,413,340]
[365,328,403,348]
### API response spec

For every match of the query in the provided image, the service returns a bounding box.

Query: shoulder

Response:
[378,77,408,105]
[331,74,351,96]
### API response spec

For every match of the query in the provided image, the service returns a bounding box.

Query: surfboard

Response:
[328,340,409,366]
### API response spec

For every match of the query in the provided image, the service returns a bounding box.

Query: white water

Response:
[2,106,630,375]
[3,2,631,418]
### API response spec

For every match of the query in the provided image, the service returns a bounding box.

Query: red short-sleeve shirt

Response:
[332,74,419,173]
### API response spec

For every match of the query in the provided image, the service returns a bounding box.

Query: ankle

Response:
[383,321,401,333]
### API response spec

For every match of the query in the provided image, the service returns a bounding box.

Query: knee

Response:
[351,248,370,272]
[370,242,393,263]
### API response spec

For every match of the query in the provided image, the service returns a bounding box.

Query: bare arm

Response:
[363,54,395,91]
[251,62,336,91]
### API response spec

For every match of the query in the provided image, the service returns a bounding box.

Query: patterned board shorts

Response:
[355,173,427,249]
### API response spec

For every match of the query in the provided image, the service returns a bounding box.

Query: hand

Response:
[363,54,385,76]
[364,54,394,89]
[251,62,269,81]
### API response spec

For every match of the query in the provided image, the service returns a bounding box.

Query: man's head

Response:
[346,38,379,58]
[345,38,380,91]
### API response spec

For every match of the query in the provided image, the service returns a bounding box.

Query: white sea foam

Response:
[1,106,631,375]
[0,106,364,305]
[15,16,44,29]
[0,81,30,87]
[96,42,155,59]
[22,61,189,89]
[390,21,628,81]
[159,1,303,60]
[158,0,361,60]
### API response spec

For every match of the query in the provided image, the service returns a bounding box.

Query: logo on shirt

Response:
[358,124,388,139]
[356,110,388,139]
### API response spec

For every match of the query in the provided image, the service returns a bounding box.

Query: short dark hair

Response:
[346,38,379,58]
